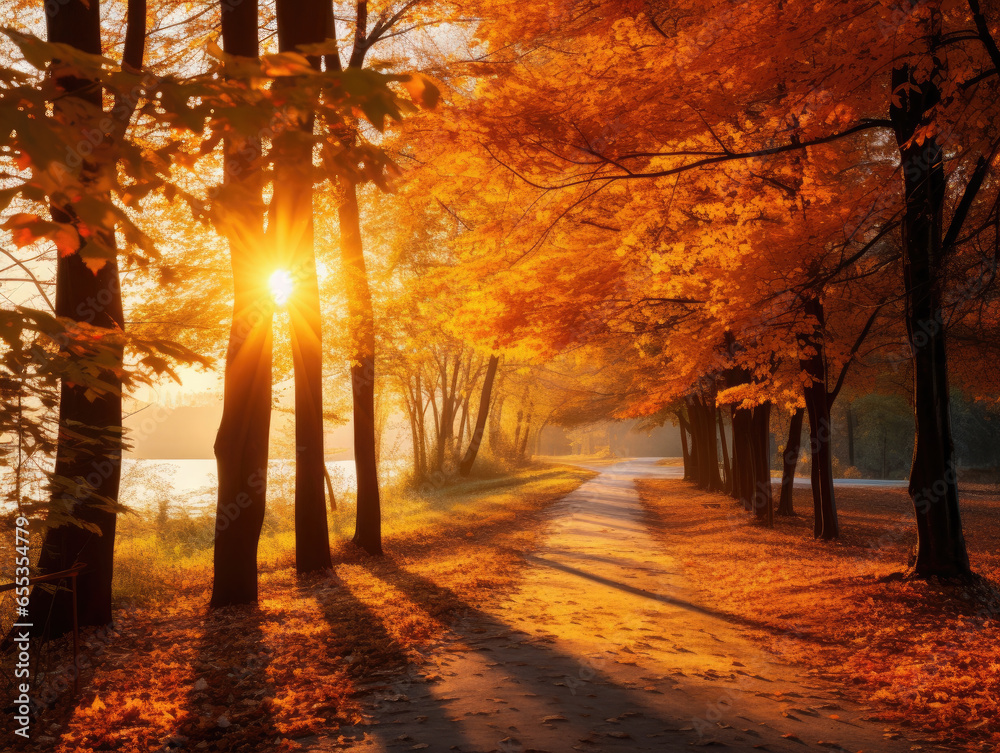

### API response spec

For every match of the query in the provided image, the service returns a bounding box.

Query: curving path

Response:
[317,459,937,753]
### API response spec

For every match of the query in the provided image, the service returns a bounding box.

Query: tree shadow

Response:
[306,567,479,751]
[537,547,682,573]
[522,554,831,645]
[335,555,718,748]
[177,605,277,751]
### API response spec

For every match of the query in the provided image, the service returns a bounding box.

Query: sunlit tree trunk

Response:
[30,0,137,636]
[338,178,382,554]
[435,353,461,471]
[274,0,333,573]
[211,0,273,607]
[512,407,524,458]
[320,4,389,554]
[890,56,970,577]
[460,354,499,476]
[414,372,428,478]
[518,401,534,459]
[778,408,804,516]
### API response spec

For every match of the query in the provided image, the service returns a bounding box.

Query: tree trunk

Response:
[778,408,804,516]
[488,380,506,454]
[718,409,731,493]
[800,296,838,540]
[518,403,534,459]
[340,180,382,554]
[731,406,755,509]
[846,402,856,468]
[751,402,773,525]
[455,385,471,466]
[890,61,970,577]
[275,0,332,573]
[460,354,499,476]
[435,354,461,471]
[678,411,692,480]
[416,375,428,479]
[882,427,888,479]
[512,404,524,459]
[210,0,272,607]
[727,406,740,501]
[30,0,124,637]
[688,395,722,491]
[685,397,703,485]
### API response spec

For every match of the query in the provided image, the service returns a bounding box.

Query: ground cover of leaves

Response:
[636,478,1000,752]
[6,464,596,753]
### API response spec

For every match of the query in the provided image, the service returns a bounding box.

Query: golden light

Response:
[269,269,294,306]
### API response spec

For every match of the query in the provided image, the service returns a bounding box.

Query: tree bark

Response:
[718,409,731,493]
[29,0,125,637]
[518,402,534,459]
[687,394,723,491]
[338,179,382,555]
[210,0,273,607]
[488,378,506,454]
[685,397,702,485]
[890,59,970,577]
[699,391,723,492]
[459,354,499,476]
[331,7,388,555]
[275,0,332,573]
[730,406,755,509]
[800,296,838,540]
[751,402,773,525]
[678,411,692,480]
[778,408,804,516]
[846,402,856,468]
[435,353,461,471]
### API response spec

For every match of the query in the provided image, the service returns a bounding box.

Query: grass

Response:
[532,452,627,467]
[636,478,1000,753]
[111,461,589,606]
[654,457,683,466]
[10,461,596,753]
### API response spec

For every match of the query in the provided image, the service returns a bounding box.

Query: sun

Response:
[269,269,294,306]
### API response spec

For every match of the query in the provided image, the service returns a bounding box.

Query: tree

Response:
[210,0,274,607]
[328,2,440,556]
[888,14,969,577]
[28,0,133,636]
[799,296,838,540]
[274,0,333,574]
[777,408,804,515]
[459,354,500,476]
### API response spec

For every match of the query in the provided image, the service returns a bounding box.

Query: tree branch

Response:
[969,0,1000,71]
[493,121,894,190]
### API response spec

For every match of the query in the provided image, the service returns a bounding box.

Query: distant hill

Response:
[123,404,358,460]
[124,405,222,459]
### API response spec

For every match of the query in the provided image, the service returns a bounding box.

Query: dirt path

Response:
[315,459,938,753]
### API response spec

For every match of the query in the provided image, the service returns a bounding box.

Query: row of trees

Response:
[5,0,1000,639]
[391,0,1000,578]
[2,0,449,633]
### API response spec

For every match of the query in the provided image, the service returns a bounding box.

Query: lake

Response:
[120,458,359,516]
